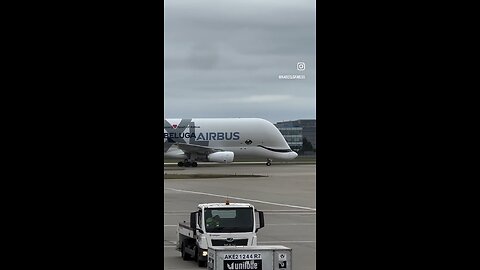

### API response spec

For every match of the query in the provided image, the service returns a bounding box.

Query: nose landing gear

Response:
[266,159,272,166]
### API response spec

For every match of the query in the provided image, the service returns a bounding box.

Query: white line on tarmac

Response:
[266,223,315,226]
[165,162,316,166]
[165,188,316,211]
[164,223,315,227]
[262,210,314,212]
[163,209,312,214]
[163,209,314,213]
[265,212,316,215]
[164,240,316,247]
[164,162,270,165]
[163,241,317,248]
[164,212,316,216]
[259,241,316,243]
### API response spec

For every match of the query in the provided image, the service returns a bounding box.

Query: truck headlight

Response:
[202,251,208,256]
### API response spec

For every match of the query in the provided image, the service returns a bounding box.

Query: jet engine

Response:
[207,151,234,163]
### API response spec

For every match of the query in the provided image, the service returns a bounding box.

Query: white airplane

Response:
[164,118,298,167]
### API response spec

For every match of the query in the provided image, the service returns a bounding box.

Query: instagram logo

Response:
[297,62,305,71]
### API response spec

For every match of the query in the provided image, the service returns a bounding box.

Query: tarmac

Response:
[164,163,316,269]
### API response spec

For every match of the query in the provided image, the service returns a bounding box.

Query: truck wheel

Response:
[197,251,206,267]
[181,242,190,260]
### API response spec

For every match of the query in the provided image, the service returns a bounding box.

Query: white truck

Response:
[176,201,265,267]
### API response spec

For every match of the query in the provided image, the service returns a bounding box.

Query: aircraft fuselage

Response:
[164,118,298,162]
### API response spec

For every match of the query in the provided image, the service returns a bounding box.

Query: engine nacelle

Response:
[207,151,234,163]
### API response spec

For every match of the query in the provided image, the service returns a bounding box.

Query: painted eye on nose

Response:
[245,139,252,145]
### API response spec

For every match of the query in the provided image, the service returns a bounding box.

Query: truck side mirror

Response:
[190,212,197,231]
[255,211,265,232]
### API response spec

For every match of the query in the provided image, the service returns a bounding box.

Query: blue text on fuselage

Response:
[163,132,240,141]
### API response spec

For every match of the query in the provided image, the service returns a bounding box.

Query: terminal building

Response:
[275,126,303,152]
[275,119,316,154]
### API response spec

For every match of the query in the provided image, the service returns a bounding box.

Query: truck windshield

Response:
[204,208,253,233]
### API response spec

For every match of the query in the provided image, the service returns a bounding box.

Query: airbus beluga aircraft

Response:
[164,118,298,167]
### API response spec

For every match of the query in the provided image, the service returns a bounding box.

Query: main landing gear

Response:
[178,159,198,167]
[266,159,272,166]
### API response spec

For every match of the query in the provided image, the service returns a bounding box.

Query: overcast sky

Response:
[164,0,316,124]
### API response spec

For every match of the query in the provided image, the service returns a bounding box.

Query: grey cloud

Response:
[164,0,316,123]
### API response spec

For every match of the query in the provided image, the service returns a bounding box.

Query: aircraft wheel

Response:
[177,162,184,167]
[266,161,271,166]
[192,162,198,167]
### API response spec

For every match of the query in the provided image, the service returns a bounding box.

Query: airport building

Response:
[275,126,303,152]
[275,119,316,154]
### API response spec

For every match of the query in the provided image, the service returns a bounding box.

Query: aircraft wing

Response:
[174,143,223,155]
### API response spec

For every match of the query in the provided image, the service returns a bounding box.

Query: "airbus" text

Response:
[163,132,240,141]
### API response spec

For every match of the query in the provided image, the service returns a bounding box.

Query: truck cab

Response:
[177,202,265,267]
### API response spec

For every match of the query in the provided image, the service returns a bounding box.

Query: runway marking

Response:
[164,212,316,216]
[265,212,316,215]
[164,209,315,213]
[164,162,316,166]
[262,210,314,212]
[164,162,268,165]
[267,223,315,226]
[164,240,177,248]
[259,240,316,244]
[164,223,315,227]
[165,188,316,211]
[164,240,316,247]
